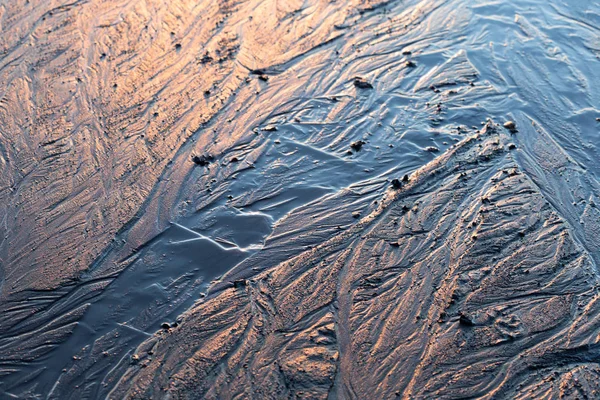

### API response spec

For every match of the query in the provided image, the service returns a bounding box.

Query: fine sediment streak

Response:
[0,0,599,398]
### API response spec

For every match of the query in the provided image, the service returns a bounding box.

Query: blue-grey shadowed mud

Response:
[0,0,599,398]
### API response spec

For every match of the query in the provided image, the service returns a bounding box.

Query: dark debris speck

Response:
[353,77,373,89]
[192,154,214,166]
[351,140,366,151]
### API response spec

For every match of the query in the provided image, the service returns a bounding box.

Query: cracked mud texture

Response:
[1,0,600,398]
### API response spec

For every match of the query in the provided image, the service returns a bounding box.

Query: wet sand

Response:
[1,0,600,398]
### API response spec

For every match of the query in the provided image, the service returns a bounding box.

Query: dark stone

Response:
[503,121,517,133]
[391,179,402,189]
[200,53,213,64]
[192,154,214,166]
[459,313,475,326]
[232,279,247,288]
[353,77,373,89]
[351,140,366,151]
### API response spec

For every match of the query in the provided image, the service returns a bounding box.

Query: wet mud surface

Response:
[0,0,599,398]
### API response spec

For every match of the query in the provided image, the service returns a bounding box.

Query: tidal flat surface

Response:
[0,0,599,398]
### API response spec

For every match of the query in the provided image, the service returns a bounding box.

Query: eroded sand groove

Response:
[110,125,600,399]
[0,0,599,398]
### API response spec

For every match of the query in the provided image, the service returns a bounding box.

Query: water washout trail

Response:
[0,0,599,398]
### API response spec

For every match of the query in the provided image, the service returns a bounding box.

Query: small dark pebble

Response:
[391,179,402,189]
[351,140,366,151]
[405,60,416,68]
[508,143,517,150]
[175,43,182,50]
[459,313,475,326]
[389,242,400,247]
[352,212,361,219]
[230,157,239,163]
[232,279,248,288]
[200,53,213,64]
[353,77,373,89]
[161,323,171,330]
[402,174,409,182]
[503,121,517,132]
[192,154,214,166]
[258,75,269,82]
[425,146,439,153]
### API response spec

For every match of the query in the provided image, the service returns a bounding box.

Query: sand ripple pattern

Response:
[0,0,599,398]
